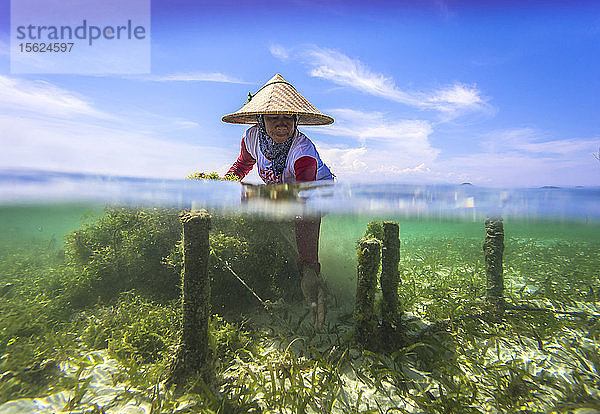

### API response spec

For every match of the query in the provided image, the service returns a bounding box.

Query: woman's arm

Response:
[227,138,256,179]
[294,155,318,182]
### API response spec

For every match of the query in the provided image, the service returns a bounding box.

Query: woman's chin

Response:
[272,135,291,143]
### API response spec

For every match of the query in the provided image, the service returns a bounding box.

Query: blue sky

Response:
[0,0,599,187]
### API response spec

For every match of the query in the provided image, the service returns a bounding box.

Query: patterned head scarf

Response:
[257,114,298,176]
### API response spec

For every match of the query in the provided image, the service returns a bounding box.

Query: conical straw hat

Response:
[222,74,334,126]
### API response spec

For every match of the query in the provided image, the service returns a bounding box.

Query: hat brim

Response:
[222,110,334,126]
[222,74,334,126]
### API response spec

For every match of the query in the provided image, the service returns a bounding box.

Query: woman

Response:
[222,73,334,329]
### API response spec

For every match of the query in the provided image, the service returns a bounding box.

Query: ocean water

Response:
[1,170,599,413]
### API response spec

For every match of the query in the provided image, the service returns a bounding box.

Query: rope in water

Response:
[210,249,294,328]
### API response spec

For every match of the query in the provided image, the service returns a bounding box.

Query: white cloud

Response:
[438,129,600,187]
[272,45,490,119]
[517,138,597,155]
[480,128,540,153]
[269,44,289,60]
[0,75,112,119]
[303,47,417,104]
[0,113,230,179]
[309,109,440,181]
[311,116,599,186]
[173,120,201,129]
[481,128,599,155]
[0,75,231,178]
[140,72,249,83]
[425,83,483,113]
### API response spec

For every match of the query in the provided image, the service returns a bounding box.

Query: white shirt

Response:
[241,125,333,184]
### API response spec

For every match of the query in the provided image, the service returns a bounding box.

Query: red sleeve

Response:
[227,137,256,179]
[294,156,317,182]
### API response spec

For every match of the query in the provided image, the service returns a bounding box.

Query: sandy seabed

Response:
[1,301,600,413]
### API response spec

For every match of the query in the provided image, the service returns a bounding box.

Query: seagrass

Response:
[222,73,334,126]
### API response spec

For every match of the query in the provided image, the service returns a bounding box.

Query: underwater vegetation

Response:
[0,203,599,413]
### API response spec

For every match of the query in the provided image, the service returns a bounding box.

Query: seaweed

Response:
[1,210,600,412]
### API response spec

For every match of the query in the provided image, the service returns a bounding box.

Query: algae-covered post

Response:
[354,238,381,347]
[381,221,400,332]
[168,209,212,386]
[483,217,504,308]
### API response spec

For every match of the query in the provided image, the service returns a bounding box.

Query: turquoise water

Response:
[1,170,599,413]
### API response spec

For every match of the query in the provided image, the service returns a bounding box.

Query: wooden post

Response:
[381,221,400,332]
[483,217,504,309]
[168,209,212,386]
[354,238,381,347]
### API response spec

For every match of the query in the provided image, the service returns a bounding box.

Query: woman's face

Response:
[264,115,295,143]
